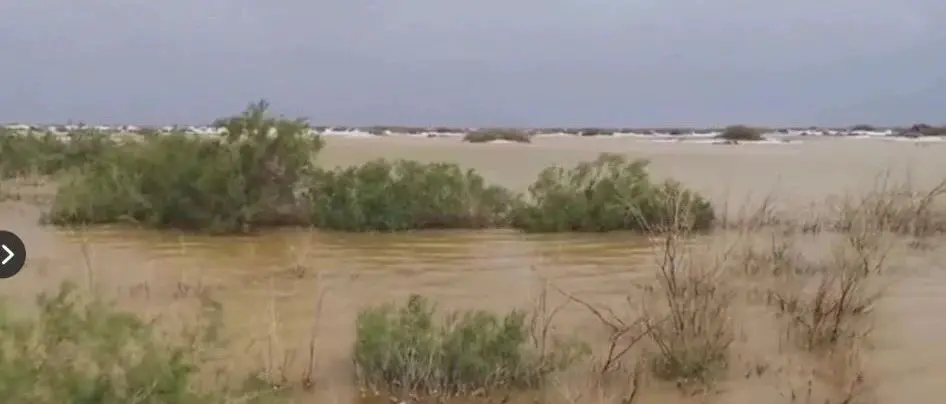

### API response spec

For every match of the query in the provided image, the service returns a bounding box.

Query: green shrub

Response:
[308,159,518,231]
[44,100,323,233]
[353,295,587,396]
[52,130,123,173]
[0,282,274,403]
[0,130,58,177]
[0,129,118,178]
[717,125,763,141]
[645,269,734,383]
[462,129,532,143]
[511,154,715,232]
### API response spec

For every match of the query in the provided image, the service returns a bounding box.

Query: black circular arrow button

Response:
[0,230,26,279]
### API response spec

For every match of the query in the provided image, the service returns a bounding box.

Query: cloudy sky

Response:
[1,1,944,127]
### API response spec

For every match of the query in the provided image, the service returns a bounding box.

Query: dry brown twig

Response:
[531,268,652,378]
[765,195,892,353]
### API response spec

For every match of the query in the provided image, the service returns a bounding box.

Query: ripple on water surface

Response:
[59,227,655,289]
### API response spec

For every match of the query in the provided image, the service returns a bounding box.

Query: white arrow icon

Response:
[1,245,13,265]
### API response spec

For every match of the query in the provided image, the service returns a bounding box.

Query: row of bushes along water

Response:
[1,101,714,234]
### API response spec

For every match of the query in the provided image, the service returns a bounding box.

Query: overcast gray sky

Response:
[1,1,944,127]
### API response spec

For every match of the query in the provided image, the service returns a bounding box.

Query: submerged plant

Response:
[354,295,587,396]
[308,159,518,231]
[462,129,532,143]
[45,100,323,233]
[0,282,269,403]
[512,153,715,232]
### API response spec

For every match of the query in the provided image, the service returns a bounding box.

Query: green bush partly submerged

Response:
[353,295,587,396]
[44,100,323,233]
[462,129,532,143]
[512,154,715,232]
[0,282,277,403]
[308,159,518,231]
[0,129,119,178]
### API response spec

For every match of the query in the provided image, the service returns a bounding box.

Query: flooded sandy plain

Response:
[1,135,944,403]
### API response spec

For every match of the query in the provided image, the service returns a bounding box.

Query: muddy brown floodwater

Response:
[1,136,945,403]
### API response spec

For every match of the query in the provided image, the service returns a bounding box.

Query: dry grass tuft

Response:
[631,200,736,387]
[243,270,327,394]
[639,229,735,385]
[763,235,885,352]
[831,176,946,238]
[551,192,736,396]
[719,174,946,239]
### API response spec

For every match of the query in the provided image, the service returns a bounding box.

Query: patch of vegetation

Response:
[353,294,587,396]
[644,234,734,384]
[44,100,323,233]
[307,159,519,231]
[365,126,388,136]
[767,250,880,352]
[462,129,532,143]
[717,125,764,141]
[742,222,886,353]
[0,282,277,403]
[829,177,946,237]
[31,108,717,235]
[895,123,946,137]
[0,129,119,178]
[511,153,715,233]
[849,124,876,131]
[577,128,614,136]
[566,226,734,388]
